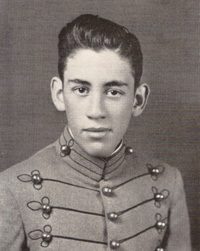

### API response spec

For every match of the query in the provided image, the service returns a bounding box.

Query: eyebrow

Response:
[104,81,128,87]
[68,79,128,87]
[68,79,91,86]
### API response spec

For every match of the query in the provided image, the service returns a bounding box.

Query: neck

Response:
[67,126,123,159]
[56,126,128,181]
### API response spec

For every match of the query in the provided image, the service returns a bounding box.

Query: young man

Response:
[0,14,191,250]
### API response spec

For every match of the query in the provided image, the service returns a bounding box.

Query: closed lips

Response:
[83,128,111,132]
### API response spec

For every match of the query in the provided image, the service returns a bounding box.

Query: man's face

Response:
[62,49,135,157]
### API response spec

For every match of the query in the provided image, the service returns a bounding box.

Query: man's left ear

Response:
[132,83,150,117]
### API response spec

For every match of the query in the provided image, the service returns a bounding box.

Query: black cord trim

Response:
[28,229,43,240]
[59,132,126,179]
[118,198,154,216]
[17,170,43,190]
[59,133,74,148]
[52,235,107,245]
[155,213,168,234]
[18,170,98,191]
[100,162,107,180]
[29,225,107,247]
[105,156,125,175]
[106,153,125,168]
[116,188,170,216]
[112,173,150,190]
[69,155,103,176]
[118,212,168,244]
[52,206,104,217]
[69,151,125,178]
[119,226,155,243]
[71,149,104,169]
[147,164,165,181]
[27,197,104,219]
[27,201,42,211]
[63,160,102,182]
[152,186,170,208]
[43,178,99,192]
[64,134,74,147]
[17,174,32,182]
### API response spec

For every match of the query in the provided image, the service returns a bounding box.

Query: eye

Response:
[73,87,89,96]
[106,89,123,97]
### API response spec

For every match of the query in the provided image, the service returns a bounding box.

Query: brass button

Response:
[156,221,166,230]
[42,204,51,214]
[108,212,118,221]
[150,168,160,175]
[154,193,164,201]
[32,174,42,184]
[60,145,71,156]
[102,187,113,196]
[42,232,52,242]
[125,147,134,155]
[110,240,120,249]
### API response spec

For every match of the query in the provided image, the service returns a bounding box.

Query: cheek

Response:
[109,100,133,122]
[64,100,80,125]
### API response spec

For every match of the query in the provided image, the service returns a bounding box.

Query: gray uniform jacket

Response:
[0,128,191,251]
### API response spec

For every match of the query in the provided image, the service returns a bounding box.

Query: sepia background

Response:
[0,0,199,249]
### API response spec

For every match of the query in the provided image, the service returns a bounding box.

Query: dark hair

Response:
[58,14,143,88]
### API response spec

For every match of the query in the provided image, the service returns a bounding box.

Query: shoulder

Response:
[0,142,58,189]
[127,152,185,195]
[129,152,182,177]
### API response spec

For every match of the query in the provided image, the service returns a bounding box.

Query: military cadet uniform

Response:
[0,127,191,251]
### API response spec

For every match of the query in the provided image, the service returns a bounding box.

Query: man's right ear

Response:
[50,77,66,111]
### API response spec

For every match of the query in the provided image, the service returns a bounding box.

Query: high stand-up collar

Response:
[55,127,131,182]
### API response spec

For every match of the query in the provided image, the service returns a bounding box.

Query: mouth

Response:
[83,127,111,139]
[83,127,111,132]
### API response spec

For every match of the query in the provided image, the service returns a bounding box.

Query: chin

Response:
[83,144,113,158]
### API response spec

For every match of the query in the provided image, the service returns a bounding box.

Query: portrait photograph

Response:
[0,0,199,250]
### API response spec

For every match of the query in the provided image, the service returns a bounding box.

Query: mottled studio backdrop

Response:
[0,0,199,249]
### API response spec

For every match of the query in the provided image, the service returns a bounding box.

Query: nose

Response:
[86,94,106,120]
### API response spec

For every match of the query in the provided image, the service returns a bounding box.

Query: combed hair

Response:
[58,14,143,88]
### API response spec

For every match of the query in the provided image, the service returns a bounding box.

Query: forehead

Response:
[64,49,134,84]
